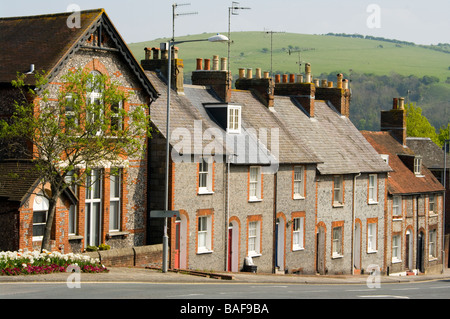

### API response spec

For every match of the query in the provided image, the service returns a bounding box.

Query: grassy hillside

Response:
[129,32,450,82]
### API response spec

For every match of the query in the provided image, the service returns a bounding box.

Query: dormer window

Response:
[414,156,422,176]
[227,105,241,134]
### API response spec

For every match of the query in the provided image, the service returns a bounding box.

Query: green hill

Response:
[129,32,450,131]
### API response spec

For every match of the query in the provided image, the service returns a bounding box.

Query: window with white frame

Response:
[367,222,377,252]
[293,166,305,199]
[227,105,241,134]
[332,226,343,257]
[110,100,124,134]
[198,157,213,194]
[248,220,261,256]
[292,217,304,250]
[393,196,401,216]
[368,174,378,203]
[249,166,262,201]
[429,229,437,259]
[32,192,49,241]
[85,169,102,247]
[197,215,212,253]
[86,71,104,136]
[65,93,79,131]
[109,170,121,232]
[333,175,344,206]
[392,234,401,262]
[429,194,436,214]
[65,171,78,236]
[414,156,422,175]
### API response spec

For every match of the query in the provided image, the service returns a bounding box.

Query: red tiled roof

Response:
[361,131,445,195]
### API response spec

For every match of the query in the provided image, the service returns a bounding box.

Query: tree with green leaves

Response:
[406,103,441,146]
[0,69,151,252]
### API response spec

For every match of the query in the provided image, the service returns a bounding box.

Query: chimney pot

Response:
[297,74,303,83]
[213,55,219,71]
[204,58,211,71]
[275,74,281,83]
[398,97,405,110]
[239,68,246,79]
[321,79,328,88]
[289,74,296,83]
[247,68,253,79]
[314,79,320,87]
[343,79,348,89]
[328,81,333,88]
[255,68,262,79]
[282,74,288,83]
[393,98,398,110]
[221,57,228,71]
[263,72,270,79]
[196,58,203,70]
[144,48,151,60]
[337,73,343,89]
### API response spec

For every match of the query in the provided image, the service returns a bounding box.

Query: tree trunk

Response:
[40,193,58,252]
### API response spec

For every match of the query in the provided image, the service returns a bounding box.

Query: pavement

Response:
[1,266,450,285]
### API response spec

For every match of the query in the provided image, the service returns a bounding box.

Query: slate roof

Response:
[271,98,391,175]
[0,160,41,203]
[406,137,450,170]
[362,131,445,195]
[0,9,157,98]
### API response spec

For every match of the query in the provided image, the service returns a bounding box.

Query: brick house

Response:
[362,98,445,275]
[0,9,158,253]
[143,48,390,275]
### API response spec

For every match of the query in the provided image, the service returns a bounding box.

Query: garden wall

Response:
[83,244,163,268]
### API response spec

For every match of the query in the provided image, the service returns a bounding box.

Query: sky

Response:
[1,0,449,45]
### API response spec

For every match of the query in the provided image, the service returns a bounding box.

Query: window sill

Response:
[393,217,403,221]
[367,250,378,254]
[429,257,438,262]
[392,259,402,264]
[248,198,262,203]
[368,200,378,205]
[292,247,304,252]
[69,235,84,241]
[197,249,213,255]
[107,231,129,239]
[332,253,343,259]
[293,195,305,200]
[332,203,344,208]
[248,252,262,258]
[198,190,214,195]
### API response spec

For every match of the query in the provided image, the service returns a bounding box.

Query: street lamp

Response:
[161,34,229,273]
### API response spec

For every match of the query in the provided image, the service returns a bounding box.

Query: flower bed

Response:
[0,250,108,276]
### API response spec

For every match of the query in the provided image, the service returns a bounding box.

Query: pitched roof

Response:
[0,160,41,203]
[362,131,445,195]
[0,9,158,99]
[406,137,450,170]
[271,98,391,175]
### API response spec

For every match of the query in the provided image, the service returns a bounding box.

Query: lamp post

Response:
[161,34,229,273]
[444,139,449,272]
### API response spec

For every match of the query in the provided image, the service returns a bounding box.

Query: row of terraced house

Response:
[0,9,447,276]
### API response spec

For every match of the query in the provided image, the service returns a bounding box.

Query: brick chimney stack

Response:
[141,44,185,94]
[234,68,275,107]
[314,73,351,117]
[191,55,232,102]
[381,97,407,146]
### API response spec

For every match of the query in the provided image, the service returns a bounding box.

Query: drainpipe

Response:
[272,172,278,274]
[352,172,361,275]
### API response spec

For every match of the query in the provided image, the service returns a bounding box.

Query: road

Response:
[1,280,449,299]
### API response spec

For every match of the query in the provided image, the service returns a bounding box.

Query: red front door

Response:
[174,221,181,269]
